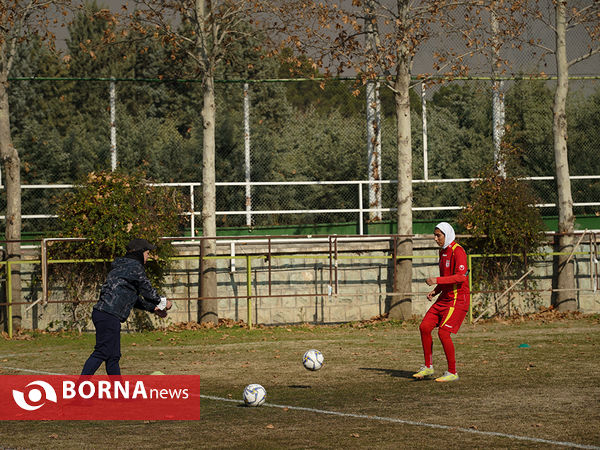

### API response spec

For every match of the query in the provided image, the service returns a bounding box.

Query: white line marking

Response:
[0,366,64,375]
[0,353,50,359]
[201,395,600,450]
[0,364,596,450]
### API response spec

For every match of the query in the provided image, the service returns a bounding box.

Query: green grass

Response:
[1,316,599,449]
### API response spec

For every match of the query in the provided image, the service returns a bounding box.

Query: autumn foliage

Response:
[54,170,185,261]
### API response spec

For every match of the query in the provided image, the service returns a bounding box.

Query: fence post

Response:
[421,83,428,180]
[246,254,252,329]
[190,185,195,237]
[244,83,252,227]
[468,254,473,324]
[358,182,364,235]
[7,261,12,338]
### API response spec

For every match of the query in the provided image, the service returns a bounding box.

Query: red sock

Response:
[419,320,435,367]
[438,329,456,373]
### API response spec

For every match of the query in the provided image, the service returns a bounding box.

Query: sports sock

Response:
[438,328,456,373]
[419,320,435,367]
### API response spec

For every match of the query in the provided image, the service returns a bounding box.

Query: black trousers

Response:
[81,309,122,375]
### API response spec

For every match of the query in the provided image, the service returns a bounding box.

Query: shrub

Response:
[48,170,186,332]
[457,169,546,317]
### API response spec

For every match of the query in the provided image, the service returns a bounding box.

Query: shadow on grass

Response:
[359,367,416,379]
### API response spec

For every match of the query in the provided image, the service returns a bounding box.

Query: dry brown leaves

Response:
[483,306,594,324]
[166,318,249,332]
[348,313,390,328]
[1,330,34,340]
[165,306,596,332]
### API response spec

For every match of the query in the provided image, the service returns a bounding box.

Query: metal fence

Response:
[3,78,600,234]
[10,175,600,237]
[2,231,599,336]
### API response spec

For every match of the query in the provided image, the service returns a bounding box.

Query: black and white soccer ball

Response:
[302,349,324,371]
[243,383,267,407]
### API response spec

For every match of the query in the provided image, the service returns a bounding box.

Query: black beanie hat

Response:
[126,238,156,253]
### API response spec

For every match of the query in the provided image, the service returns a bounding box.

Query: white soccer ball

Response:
[243,384,267,407]
[303,349,324,371]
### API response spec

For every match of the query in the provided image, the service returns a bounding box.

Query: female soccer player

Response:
[413,222,470,382]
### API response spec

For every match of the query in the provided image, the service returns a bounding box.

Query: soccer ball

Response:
[243,384,267,407]
[302,349,324,371]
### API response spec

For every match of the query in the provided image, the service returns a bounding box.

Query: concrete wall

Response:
[5,236,600,331]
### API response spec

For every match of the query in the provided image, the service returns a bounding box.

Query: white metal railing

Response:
[2,175,600,236]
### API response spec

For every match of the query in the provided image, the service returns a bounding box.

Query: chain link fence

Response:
[4,77,600,235]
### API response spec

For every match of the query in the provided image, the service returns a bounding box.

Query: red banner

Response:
[0,375,200,420]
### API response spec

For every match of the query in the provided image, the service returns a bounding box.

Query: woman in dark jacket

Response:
[81,239,172,375]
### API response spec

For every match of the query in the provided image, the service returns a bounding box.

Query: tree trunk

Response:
[552,0,576,311]
[0,77,22,330]
[491,9,506,177]
[199,74,218,325]
[389,47,413,320]
[364,1,382,222]
[366,81,382,222]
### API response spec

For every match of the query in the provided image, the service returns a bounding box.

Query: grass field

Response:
[1,312,599,449]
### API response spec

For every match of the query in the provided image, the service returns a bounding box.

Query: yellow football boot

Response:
[412,366,434,379]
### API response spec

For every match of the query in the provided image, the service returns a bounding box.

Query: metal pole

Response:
[392,235,397,292]
[594,233,598,292]
[110,79,117,171]
[244,83,252,227]
[41,239,47,304]
[7,261,12,339]
[358,182,364,235]
[421,84,428,180]
[590,232,595,289]
[190,185,195,237]
[468,254,473,323]
[334,236,339,294]
[593,232,598,292]
[246,254,252,329]
[268,237,272,296]
[328,236,333,295]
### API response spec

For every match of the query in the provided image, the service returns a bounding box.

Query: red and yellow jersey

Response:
[433,241,470,311]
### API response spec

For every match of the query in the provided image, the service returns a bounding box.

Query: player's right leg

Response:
[81,309,121,375]
[413,314,438,379]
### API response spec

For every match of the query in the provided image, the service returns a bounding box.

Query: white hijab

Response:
[435,222,456,249]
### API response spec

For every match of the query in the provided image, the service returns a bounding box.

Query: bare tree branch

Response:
[568,45,600,67]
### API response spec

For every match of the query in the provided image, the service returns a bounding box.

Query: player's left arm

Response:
[134,297,158,312]
[133,267,170,311]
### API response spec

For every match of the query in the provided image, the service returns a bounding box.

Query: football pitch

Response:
[0,314,599,449]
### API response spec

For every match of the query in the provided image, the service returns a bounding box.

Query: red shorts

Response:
[422,301,468,334]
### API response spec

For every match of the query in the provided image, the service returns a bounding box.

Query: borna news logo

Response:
[12,380,58,411]
[1,375,200,420]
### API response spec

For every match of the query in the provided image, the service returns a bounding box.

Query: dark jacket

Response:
[94,256,163,322]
